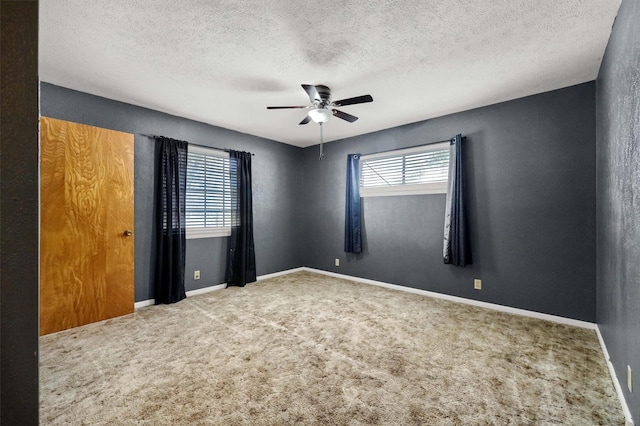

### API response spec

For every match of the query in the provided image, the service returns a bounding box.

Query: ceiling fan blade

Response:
[332,109,359,123]
[266,106,308,109]
[332,94,373,107]
[301,84,321,103]
[299,115,311,125]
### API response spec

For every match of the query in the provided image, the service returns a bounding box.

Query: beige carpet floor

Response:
[40,271,624,425]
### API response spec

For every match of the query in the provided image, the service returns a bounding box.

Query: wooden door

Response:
[40,117,134,335]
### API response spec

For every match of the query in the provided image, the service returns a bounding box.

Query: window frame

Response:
[185,145,232,239]
[359,142,450,197]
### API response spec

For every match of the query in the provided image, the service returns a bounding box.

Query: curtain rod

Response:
[141,134,254,156]
[358,136,466,157]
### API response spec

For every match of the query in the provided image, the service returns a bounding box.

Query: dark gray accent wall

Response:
[1,1,40,424]
[301,83,597,321]
[596,0,639,421]
[40,83,304,301]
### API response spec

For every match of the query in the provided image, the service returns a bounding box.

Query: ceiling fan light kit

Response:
[308,107,332,123]
[267,84,374,159]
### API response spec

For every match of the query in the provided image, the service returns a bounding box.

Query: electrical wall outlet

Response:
[335,258,340,267]
[628,365,632,393]
[194,270,200,280]
[474,279,482,290]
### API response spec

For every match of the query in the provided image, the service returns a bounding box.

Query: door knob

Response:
[123,230,133,236]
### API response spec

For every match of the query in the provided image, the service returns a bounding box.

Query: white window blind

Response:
[360,142,450,197]
[185,146,232,238]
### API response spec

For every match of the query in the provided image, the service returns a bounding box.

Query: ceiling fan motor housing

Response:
[315,85,332,104]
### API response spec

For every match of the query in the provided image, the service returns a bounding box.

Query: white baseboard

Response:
[186,283,227,297]
[134,283,227,309]
[134,268,306,309]
[302,267,595,329]
[134,299,154,309]
[137,267,595,331]
[596,326,635,426]
[257,267,306,281]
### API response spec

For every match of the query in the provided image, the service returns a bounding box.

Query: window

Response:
[360,142,450,197]
[185,145,233,238]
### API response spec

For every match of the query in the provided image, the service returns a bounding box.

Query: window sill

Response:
[360,182,448,197]
[186,227,231,239]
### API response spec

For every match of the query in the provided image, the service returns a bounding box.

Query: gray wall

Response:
[596,0,640,421]
[0,1,40,424]
[40,83,304,302]
[301,83,597,322]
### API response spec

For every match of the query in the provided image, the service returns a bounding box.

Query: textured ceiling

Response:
[39,1,620,147]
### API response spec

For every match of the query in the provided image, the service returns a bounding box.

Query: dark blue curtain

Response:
[344,154,362,253]
[225,151,256,286]
[155,137,188,304]
[443,134,472,266]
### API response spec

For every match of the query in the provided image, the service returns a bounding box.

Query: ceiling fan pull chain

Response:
[319,123,324,160]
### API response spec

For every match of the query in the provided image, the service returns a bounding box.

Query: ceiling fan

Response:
[267,84,373,125]
[267,84,373,159]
